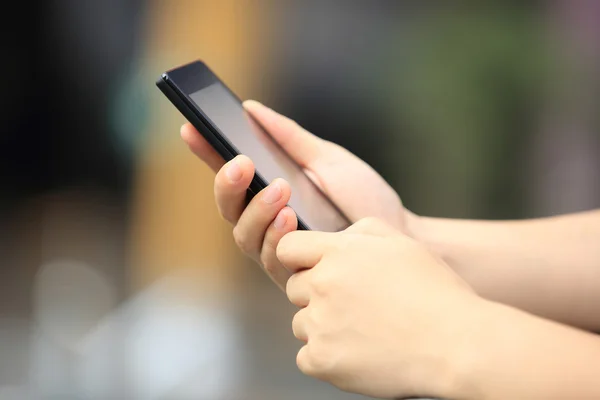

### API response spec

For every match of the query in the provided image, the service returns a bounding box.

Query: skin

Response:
[182,100,406,290]
[180,100,600,398]
[280,218,600,399]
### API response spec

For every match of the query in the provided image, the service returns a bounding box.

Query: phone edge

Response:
[156,73,310,231]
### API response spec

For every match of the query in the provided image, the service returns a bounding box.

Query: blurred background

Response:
[1,1,599,399]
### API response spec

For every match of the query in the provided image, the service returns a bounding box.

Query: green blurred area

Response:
[382,8,550,218]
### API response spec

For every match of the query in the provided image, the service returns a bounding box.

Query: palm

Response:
[306,141,406,230]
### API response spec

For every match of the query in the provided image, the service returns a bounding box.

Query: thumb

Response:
[344,217,401,237]
[243,100,325,168]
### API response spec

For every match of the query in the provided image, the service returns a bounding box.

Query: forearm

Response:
[457,300,600,400]
[408,210,600,330]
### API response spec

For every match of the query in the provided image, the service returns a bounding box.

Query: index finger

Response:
[180,123,225,172]
[276,230,337,273]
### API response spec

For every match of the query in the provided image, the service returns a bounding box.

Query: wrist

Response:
[442,298,504,400]
[403,209,423,240]
[404,212,438,251]
[403,296,495,400]
[448,299,533,400]
[449,298,600,400]
[405,214,462,273]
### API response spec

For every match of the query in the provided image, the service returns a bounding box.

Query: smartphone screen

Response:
[159,61,350,232]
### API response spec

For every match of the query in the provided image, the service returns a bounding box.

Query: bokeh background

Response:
[1,1,599,399]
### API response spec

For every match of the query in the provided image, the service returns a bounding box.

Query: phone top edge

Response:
[163,59,205,75]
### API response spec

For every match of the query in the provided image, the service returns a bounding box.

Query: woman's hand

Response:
[181,100,412,289]
[279,217,483,399]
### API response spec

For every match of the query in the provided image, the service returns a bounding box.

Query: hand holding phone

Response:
[157,61,350,232]
[158,60,407,288]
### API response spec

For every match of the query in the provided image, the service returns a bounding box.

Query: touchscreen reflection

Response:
[189,83,349,232]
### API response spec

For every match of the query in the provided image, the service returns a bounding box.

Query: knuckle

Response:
[361,216,380,226]
[305,344,333,374]
[311,269,335,296]
[296,347,312,375]
[219,208,235,225]
[232,225,253,254]
[291,311,303,338]
[258,251,271,271]
[334,235,357,254]
[355,216,383,231]
[276,114,297,133]
[262,256,279,275]
[287,117,301,130]
[396,233,419,251]
[320,138,336,150]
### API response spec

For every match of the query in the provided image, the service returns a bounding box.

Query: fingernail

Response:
[262,182,282,204]
[274,211,287,230]
[226,159,243,183]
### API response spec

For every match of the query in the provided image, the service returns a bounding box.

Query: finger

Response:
[286,269,311,308]
[180,123,225,172]
[292,308,309,342]
[214,155,255,223]
[276,231,337,273]
[296,345,313,377]
[233,179,291,258]
[260,207,298,290]
[343,217,400,237]
[243,100,325,167]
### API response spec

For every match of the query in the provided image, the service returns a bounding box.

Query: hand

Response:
[181,100,412,289]
[279,217,484,399]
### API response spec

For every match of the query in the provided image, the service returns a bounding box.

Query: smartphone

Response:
[156,60,351,232]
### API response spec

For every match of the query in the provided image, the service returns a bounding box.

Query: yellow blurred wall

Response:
[129,1,270,291]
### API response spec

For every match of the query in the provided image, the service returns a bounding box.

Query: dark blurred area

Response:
[1,1,599,399]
